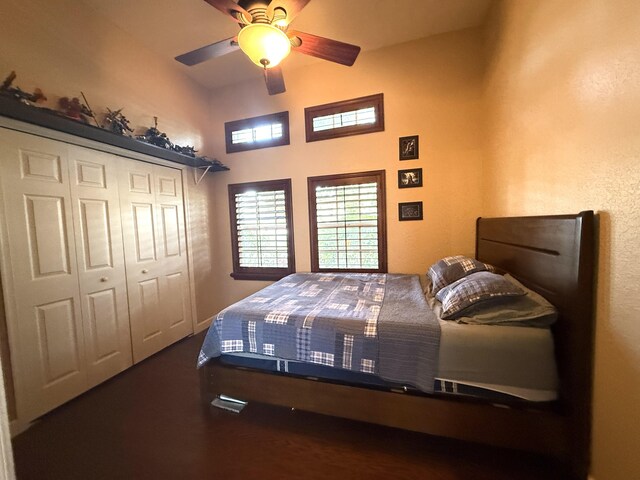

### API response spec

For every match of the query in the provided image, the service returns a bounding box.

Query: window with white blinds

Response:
[308,171,387,273]
[229,179,295,280]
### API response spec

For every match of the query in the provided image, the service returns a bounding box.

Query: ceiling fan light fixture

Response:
[237,23,291,68]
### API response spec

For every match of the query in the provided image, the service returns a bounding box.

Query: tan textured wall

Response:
[186,176,221,324]
[0,0,220,324]
[205,28,486,313]
[0,0,210,148]
[483,1,640,479]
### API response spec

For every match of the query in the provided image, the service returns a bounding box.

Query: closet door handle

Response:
[142,269,149,274]
[100,277,108,282]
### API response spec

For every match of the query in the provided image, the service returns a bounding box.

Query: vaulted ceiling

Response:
[81,0,492,90]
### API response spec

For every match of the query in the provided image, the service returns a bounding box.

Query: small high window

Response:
[304,94,384,142]
[228,179,295,281]
[225,111,290,153]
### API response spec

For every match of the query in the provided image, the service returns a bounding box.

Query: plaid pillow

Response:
[439,271,525,319]
[427,255,496,295]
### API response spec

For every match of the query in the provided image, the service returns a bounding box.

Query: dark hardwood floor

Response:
[13,332,567,479]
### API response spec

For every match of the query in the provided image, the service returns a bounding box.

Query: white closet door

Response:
[119,160,192,362]
[154,166,192,346]
[119,160,163,361]
[67,146,132,386]
[0,130,87,422]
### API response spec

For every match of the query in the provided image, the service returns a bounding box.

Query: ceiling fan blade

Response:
[289,31,361,66]
[175,37,239,66]
[267,0,311,24]
[203,0,251,24]
[264,67,286,95]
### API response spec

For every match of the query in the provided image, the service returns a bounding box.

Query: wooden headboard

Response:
[475,211,596,474]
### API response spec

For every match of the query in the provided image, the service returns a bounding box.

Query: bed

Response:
[198,211,596,479]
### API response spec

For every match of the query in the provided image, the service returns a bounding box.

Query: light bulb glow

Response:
[237,23,291,68]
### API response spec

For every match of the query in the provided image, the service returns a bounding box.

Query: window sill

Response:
[313,268,388,274]
[230,271,294,281]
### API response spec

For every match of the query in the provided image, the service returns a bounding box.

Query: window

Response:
[304,94,384,142]
[225,111,290,153]
[308,170,387,272]
[228,179,295,280]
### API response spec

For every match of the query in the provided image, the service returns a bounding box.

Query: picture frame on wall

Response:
[398,201,423,221]
[398,168,423,188]
[399,135,419,160]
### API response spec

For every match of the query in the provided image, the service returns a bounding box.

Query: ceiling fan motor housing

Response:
[237,0,274,22]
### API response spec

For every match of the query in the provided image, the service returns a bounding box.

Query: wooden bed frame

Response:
[200,211,596,479]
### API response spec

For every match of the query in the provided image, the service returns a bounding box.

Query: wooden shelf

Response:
[0,95,229,171]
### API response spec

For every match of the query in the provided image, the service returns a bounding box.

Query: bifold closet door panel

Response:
[154,166,192,346]
[67,146,133,386]
[119,160,193,362]
[0,129,88,422]
[118,161,165,362]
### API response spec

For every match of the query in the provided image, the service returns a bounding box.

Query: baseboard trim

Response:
[9,418,31,438]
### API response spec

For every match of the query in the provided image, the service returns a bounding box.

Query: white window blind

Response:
[312,107,376,133]
[314,182,379,269]
[231,122,283,145]
[234,189,289,268]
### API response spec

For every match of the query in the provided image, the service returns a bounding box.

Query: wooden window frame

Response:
[308,170,387,273]
[304,94,385,143]
[228,179,296,281]
[224,111,290,154]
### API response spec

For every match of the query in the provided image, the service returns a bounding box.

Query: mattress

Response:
[218,319,559,403]
[437,319,558,401]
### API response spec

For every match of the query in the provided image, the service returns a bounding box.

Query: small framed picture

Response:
[398,168,423,189]
[398,201,423,221]
[399,135,419,160]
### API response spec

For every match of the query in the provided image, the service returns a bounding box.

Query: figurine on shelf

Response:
[104,108,133,136]
[0,71,47,105]
[58,96,94,124]
[80,92,101,127]
[136,116,174,149]
[172,144,197,157]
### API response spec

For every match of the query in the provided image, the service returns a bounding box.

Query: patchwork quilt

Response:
[198,272,441,393]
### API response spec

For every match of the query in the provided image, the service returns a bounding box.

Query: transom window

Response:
[308,170,387,273]
[231,123,283,145]
[228,179,295,281]
[312,107,376,132]
[225,111,290,153]
[304,94,384,142]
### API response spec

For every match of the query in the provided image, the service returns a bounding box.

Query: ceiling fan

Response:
[175,0,361,95]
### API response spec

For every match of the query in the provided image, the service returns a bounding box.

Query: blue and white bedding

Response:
[198,272,441,393]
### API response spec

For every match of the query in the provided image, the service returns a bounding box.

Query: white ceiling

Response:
[81,0,492,90]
